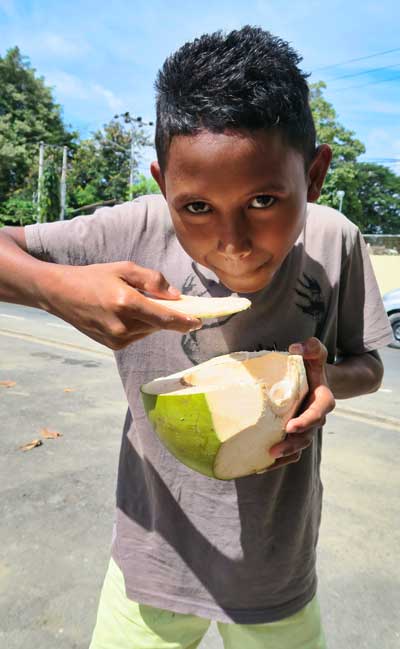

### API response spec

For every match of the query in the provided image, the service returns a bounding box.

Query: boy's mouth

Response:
[209,259,270,278]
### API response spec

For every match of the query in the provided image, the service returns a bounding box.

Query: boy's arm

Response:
[290,338,383,400]
[325,349,383,399]
[0,228,201,348]
[0,226,52,307]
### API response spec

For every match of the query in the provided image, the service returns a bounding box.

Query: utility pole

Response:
[337,190,345,213]
[114,112,154,200]
[37,141,45,223]
[129,121,136,200]
[60,146,68,220]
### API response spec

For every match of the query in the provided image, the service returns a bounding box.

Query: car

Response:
[383,288,400,349]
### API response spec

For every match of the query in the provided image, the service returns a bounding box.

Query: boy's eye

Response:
[250,195,276,209]
[186,201,211,214]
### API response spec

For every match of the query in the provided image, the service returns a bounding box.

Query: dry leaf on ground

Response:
[19,439,43,451]
[0,381,17,388]
[40,428,63,439]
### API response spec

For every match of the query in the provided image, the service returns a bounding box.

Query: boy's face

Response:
[151,129,331,294]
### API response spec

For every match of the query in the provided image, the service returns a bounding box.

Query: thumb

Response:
[117,262,181,299]
[289,337,327,366]
[289,337,328,388]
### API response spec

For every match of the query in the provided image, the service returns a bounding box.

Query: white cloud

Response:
[360,128,400,173]
[46,71,124,114]
[4,31,91,61]
[92,84,124,113]
[329,89,400,117]
[41,33,90,58]
[46,71,90,100]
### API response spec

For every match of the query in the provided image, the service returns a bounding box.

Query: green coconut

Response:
[141,350,308,480]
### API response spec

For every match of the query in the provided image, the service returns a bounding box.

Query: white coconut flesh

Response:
[147,294,251,318]
[141,351,308,480]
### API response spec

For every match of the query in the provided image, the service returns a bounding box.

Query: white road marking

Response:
[0,328,113,358]
[0,313,25,320]
[332,407,400,432]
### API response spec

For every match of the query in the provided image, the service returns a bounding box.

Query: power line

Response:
[329,72,400,92]
[311,47,400,73]
[329,62,400,82]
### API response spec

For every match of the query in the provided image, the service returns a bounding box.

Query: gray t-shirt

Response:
[25,195,393,624]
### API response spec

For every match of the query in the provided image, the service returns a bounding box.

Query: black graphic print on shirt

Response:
[180,267,236,365]
[294,273,325,340]
[180,266,326,365]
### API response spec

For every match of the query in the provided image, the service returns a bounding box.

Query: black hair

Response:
[155,25,316,172]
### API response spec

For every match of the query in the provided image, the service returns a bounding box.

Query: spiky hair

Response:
[155,25,316,171]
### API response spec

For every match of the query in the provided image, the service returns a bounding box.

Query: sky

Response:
[0,0,399,176]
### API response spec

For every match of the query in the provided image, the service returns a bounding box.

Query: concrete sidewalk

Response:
[0,323,399,649]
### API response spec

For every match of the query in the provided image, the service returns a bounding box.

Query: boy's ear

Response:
[150,161,166,198]
[307,145,332,202]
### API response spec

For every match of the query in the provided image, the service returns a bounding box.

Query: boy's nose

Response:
[216,218,252,260]
[217,241,252,260]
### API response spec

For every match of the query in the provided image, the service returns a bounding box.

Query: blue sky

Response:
[1,0,399,175]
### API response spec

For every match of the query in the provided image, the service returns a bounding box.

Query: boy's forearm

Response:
[326,352,383,399]
[0,231,56,310]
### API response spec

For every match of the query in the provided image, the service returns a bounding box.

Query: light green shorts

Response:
[89,558,327,649]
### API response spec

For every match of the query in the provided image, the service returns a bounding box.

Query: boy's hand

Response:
[268,337,335,470]
[41,261,202,350]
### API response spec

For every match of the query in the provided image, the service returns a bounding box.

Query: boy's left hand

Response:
[268,337,336,470]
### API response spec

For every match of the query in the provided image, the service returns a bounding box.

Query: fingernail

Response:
[289,343,303,354]
[168,286,181,297]
[189,320,202,332]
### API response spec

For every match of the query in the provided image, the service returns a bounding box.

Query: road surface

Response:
[0,304,399,649]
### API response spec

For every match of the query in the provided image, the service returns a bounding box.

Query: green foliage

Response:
[38,151,61,222]
[0,194,36,226]
[310,82,365,167]
[67,120,153,209]
[353,163,400,234]
[318,161,400,233]
[0,47,76,202]
[128,174,161,200]
[310,82,399,233]
[0,52,398,235]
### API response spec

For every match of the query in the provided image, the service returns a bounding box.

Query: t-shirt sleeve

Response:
[24,198,150,266]
[337,228,394,354]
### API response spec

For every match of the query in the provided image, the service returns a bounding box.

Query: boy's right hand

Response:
[40,261,202,350]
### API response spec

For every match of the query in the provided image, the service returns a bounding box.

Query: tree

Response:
[354,163,400,234]
[67,119,153,210]
[0,194,35,226]
[310,81,366,218]
[0,47,76,202]
[38,149,61,223]
[309,82,400,233]
[129,174,161,200]
[310,81,365,167]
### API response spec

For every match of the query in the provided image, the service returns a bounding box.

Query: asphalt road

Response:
[0,303,399,649]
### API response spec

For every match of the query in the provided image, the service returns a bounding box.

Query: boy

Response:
[0,26,393,649]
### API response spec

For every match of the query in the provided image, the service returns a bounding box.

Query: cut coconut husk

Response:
[141,350,308,480]
[147,295,251,318]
